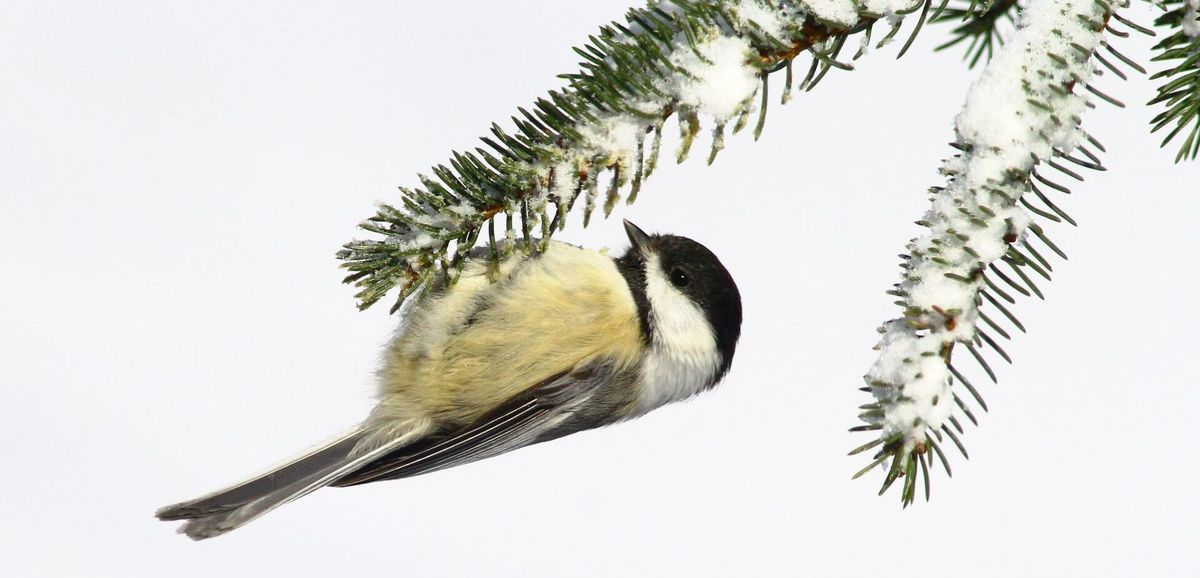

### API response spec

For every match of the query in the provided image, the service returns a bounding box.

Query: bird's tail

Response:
[156,424,422,540]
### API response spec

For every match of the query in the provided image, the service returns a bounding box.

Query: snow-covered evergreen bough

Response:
[854,0,1126,504]
[331,0,1197,504]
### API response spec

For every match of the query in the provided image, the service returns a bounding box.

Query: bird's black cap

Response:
[616,220,742,380]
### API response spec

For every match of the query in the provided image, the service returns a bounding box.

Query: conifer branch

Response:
[337,0,934,312]
[1149,0,1200,162]
[932,0,1020,68]
[854,0,1131,506]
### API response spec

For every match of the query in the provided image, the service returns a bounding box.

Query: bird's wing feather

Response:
[334,362,616,486]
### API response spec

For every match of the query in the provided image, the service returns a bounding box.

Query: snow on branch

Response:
[1186,0,1200,38]
[853,0,1126,505]
[338,0,930,312]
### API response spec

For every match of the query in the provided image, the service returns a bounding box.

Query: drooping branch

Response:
[852,0,1138,505]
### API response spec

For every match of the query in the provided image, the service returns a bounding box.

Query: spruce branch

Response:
[854,0,1133,506]
[1149,0,1200,162]
[337,0,939,312]
[932,0,1020,68]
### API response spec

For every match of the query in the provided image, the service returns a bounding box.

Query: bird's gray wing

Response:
[333,361,623,486]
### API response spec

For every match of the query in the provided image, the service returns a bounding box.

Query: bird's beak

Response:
[623,219,651,252]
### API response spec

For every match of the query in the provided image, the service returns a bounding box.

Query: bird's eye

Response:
[670,268,690,288]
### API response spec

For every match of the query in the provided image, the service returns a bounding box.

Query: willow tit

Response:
[157,220,741,540]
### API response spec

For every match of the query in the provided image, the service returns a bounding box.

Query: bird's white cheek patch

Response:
[633,254,720,415]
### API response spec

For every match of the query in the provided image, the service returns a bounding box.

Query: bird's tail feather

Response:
[156,424,424,540]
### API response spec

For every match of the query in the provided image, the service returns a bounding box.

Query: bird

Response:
[156,220,742,540]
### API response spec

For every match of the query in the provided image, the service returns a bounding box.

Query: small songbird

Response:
[157,220,742,539]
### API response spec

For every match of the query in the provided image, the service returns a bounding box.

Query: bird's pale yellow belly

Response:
[374,242,644,425]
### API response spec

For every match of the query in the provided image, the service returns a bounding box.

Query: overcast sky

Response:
[2,2,1197,577]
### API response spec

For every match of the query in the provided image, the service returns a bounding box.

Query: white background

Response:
[2,2,1197,576]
